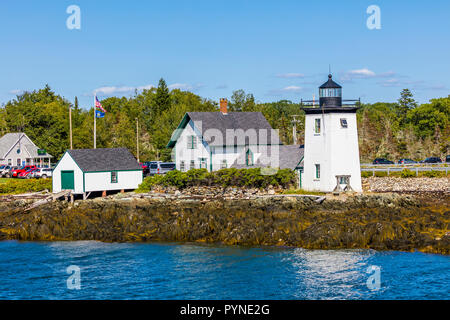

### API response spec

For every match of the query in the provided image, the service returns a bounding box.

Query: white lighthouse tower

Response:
[301,74,362,192]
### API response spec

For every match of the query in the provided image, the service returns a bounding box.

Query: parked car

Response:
[398,158,417,164]
[32,168,53,179]
[11,165,38,178]
[420,157,442,164]
[0,165,11,177]
[3,166,19,178]
[18,168,38,179]
[446,155,450,163]
[148,161,176,176]
[141,162,150,176]
[372,158,394,165]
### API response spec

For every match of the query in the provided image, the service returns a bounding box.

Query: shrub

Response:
[420,170,445,178]
[400,169,416,178]
[361,171,372,178]
[136,168,297,192]
[374,171,388,177]
[0,179,52,194]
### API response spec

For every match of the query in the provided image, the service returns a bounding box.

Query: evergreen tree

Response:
[154,78,171,116]
[397,89,417,122]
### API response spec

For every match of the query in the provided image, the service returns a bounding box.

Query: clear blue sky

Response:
[1,0,449,108]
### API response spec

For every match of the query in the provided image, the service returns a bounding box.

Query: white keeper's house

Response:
[0,132,53,167]
[167,99,304,174]
[52,148,143,199]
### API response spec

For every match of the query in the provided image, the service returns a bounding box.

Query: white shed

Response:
[52,148,143,198]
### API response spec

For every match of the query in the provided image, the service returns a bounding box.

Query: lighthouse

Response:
[301,74,362,193]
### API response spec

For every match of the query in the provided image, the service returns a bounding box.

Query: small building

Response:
[167,99,285,171]
[0,132,53,167]
[301,74,362,192]
[52,148,143,198]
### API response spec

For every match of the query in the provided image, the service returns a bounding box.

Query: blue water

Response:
[0,241,448,300]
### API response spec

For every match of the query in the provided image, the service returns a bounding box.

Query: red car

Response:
[18,168,38,179]
[11,165,37,178]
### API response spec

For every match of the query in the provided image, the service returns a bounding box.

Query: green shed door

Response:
[61,170,75,190]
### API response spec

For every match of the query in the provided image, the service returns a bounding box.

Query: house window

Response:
[180,161,185,172]
[17,159,21,166]
[7,159,11,165]
[220,159,227,169]
[314,119,321,134]
[187,135,197,149]
[199,158,207,169]
[190,160,195,170]
[111,171,118,183]
[246,149,254,166]
[315,164,320,179]
[340,118,348,128]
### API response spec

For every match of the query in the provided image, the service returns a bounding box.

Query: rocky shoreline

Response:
[0,190,448,254]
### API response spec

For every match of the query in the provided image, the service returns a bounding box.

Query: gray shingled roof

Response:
[0,133,52,159]
[232,145,304,170]
[167,112,281,147]
[0,133,23,158]
[67,148,141,172]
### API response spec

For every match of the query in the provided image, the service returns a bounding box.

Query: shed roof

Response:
[167,112,281,147]
[66,148,141,172]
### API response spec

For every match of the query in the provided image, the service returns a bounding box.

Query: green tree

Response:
[154,78,171,116]
[397,89,417,122]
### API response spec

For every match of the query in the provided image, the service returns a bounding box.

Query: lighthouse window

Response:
[340,118,348,128]
[314,119,321,134]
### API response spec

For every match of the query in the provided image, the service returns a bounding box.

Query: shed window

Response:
[314,119,321,134]
[111,171,118,183]
[340,118,348,128]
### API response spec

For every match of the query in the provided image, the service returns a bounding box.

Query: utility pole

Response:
[136,117,140,162]
[69,104,73,149]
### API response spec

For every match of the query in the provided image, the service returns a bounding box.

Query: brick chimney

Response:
[220,98,228,115]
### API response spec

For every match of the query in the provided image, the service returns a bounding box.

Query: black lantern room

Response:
[301,73,360,113]
[319,74,342,107]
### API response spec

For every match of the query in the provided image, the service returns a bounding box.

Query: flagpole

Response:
[94,95,96,149]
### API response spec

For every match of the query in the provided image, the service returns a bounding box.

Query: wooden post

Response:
[102,190,106,197]
[121,189,125,193]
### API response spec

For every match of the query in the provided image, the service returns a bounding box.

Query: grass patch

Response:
[0,178,52,195]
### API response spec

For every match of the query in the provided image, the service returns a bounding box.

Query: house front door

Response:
[61,171,75,190]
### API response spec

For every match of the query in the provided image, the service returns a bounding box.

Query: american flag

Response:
[95,96,106,113]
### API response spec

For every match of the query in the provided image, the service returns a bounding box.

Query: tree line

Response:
[0,79,448,163]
